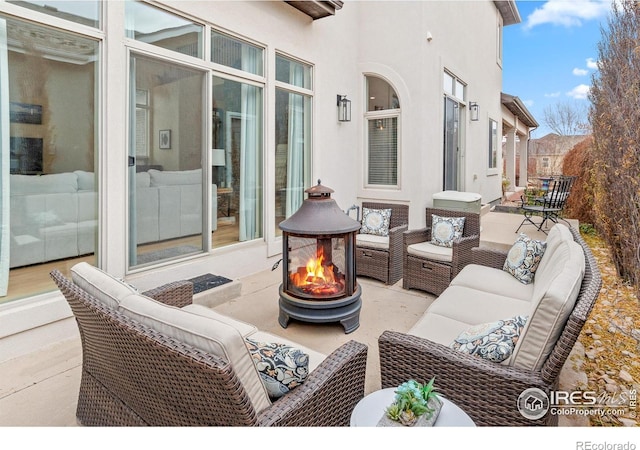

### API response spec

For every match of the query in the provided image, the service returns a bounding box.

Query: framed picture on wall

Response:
[159,129,171,149]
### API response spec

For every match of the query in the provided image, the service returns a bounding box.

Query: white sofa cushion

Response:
[356,233,389,250]
[450,264,534,302]
[149,168,201,186]
[71,262,138,310]
[119,293,271,413]
[10,172,78,195]
[74,170,95,191]
[407,241,453,263]
[511,238,585,370]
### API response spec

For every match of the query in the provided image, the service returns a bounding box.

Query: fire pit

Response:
[278,181,362,333]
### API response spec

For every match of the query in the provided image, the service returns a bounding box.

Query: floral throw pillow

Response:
[503,233,547,284]
[245,338,309,400]
[360,207,392,237]
[450,315,529,363]
[431,214,466,248]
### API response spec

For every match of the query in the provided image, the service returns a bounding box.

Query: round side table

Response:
[350,388,475,427]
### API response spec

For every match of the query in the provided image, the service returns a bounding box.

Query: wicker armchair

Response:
[402,208,480,296]
[51,269,368,426]
[355,202,409,285]
[380,226,601,426]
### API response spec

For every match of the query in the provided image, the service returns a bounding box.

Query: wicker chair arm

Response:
[451,234,481,277]
[378,330,552,426]
[257,340,368,427]
[388,224,408,239]
[403,227,430,247]
[467,246,509,270]
[142,280,194,308]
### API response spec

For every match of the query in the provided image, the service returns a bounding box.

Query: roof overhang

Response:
[285,1,344,20]
[494,1,521,26]
[502,92,539,128]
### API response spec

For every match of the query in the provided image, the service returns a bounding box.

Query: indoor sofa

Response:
[379,223,601,426]
[9,169,216,268]
[50,263,368,426]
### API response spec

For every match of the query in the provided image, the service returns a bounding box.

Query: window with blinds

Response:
[367,117,398,185]
[365,75,400,187]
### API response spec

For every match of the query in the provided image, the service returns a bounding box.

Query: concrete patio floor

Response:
[0,211,582,427]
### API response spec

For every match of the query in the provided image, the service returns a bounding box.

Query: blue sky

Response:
[502,0,613,137]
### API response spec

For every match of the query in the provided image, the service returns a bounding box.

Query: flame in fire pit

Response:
[290,248,345,297]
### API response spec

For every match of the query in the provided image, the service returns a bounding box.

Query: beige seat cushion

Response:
[408,312,474,348]
[71,262,138,309]
[450,264,534,302]
[182,304,257,337]
[511,238,585,370]
[424,285,530,326]
[247,330,327,373]
[356,233,389,250]
[119,293,271,413]
[407,241,453,263]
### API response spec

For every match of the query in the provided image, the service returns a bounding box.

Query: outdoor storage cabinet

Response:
[432,191,482,214]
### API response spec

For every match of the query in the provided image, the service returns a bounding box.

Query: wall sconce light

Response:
[469,102,479,121]
[337,94,351,122]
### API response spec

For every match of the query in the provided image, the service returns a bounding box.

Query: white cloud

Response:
[573,68,589,76]
[523,99,534,107]
[545,92,562,98]
[524,0,610,29]
[586,57,599,69]
[567,84,591,99]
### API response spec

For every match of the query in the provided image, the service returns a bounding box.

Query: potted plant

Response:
[379,378,442,427]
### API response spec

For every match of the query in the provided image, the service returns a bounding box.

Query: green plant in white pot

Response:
[382,378,441,426]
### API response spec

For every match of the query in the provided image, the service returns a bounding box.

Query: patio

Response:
[0,210,585,427]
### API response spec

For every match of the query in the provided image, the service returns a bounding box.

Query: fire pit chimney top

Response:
[306,180,334,199]
[279,180,361,234]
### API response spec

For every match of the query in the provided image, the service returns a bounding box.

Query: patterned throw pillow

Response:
[245,338,309,400]
[360,207,392,236]
[450,315,529,363]
[503,233,547,284]
[431,214,466,248]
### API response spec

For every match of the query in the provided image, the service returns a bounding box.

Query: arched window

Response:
[365,75,400,187]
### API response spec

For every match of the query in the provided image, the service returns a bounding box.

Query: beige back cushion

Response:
[511,237,585,370]
[119,293,271,413]
[71,262,138,309]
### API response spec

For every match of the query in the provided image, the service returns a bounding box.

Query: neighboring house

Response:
[527,133,589,179]
[0,1,525,359]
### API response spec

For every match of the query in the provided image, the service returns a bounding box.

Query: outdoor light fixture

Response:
[337,94,351,122]
[469,102,479,121]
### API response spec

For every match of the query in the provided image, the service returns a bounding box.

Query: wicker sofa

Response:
[51,263,367,426]
[379,224,601,426]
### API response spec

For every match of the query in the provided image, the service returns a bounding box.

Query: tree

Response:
[589,0,640,297]
[542,100,589,135]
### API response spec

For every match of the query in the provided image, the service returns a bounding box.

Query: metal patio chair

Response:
[516,175,575,234]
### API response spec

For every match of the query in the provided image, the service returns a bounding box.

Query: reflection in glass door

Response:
[128,54,206,268]
[443,96,460,191]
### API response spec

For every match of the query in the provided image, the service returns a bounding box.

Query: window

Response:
[489,119,498,169]
[125,1,203,58]
[274,54,312,236]
[211,31,263,76]
[7,1,101,28]
[365,75,399,187]
[128,54,207,268]
[1,15,99,301]
[212,75,264,244]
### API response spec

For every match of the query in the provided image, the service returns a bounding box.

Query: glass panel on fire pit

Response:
[287,235,346,299]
